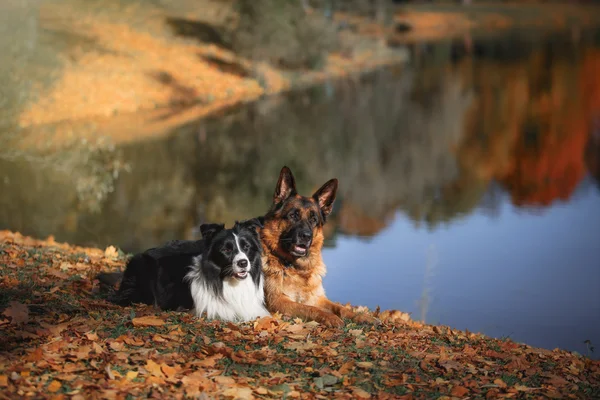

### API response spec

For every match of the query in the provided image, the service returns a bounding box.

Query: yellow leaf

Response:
[132,316,165,327]
[125,371,138,380]
[47,380,62,393]
[145,360,164,378]
[104,246,118,259]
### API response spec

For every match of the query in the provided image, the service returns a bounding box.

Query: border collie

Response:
[96,218,269,322]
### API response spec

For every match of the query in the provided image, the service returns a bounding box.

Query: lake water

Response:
[1,29,599,358]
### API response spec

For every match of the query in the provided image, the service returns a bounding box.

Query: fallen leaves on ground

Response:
[1,230,599,398]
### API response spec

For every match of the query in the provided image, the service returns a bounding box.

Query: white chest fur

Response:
[187,257,270,322]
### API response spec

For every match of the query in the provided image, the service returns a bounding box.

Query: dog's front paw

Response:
[353,313,381,325]
[319,313,344,328]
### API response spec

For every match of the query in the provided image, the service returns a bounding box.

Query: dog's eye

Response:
[310,216,318,226]
[288,211,299,221]
[222,246,233,255]
[242,242,251,251]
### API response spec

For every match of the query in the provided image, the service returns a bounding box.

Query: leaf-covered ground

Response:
[1,231,599,399]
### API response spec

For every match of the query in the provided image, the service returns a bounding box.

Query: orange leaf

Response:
[132,316,165,327]
[0,375,8,387]
[161,364,177,378]
[47,380,62,393]
[493,378,507,389]
[145,360,164,378]
[338,361,355,375]
[92,342,104,354]
[451,386,469,397]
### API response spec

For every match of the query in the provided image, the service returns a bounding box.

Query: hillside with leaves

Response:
[1,231,599,399]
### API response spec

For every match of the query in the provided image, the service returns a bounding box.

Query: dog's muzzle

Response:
[233,259,249,279]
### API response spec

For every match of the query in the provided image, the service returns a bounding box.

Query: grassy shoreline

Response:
[1,230,599,399]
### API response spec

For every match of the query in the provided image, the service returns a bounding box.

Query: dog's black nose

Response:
[237,259,248,269]
[299,231,312,241]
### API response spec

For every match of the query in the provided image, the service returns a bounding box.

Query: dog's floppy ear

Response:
[312,178,338,218]
[235,217,263,232]
[273,166,296,205]
[199,223,225,243]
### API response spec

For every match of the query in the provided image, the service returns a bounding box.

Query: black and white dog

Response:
[96,218,269,322]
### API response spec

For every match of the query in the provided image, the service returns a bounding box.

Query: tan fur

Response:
[259,169,378,328]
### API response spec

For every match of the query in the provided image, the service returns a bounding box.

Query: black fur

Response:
[96,218,263,312]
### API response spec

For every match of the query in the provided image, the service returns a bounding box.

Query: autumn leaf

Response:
[104,246,119,259]
[160,364,177,378]
[2,301,29,325]
[92,342,104,354]
[132,316,165,327]
[494,378,507,388]
[451,386,469,397]
[338,360,355,375]
[0,375,8,387]
[145,360,164,378]
[47,380,62,393]
[222,387,253,399]
[352,387,372,399]
[125,371,139,381]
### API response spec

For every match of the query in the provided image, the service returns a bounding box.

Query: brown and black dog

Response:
[259,166,378,327]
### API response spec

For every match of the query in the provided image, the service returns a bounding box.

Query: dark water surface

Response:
[2,29,600,357]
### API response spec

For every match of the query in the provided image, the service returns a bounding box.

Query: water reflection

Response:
[1,29,600,356]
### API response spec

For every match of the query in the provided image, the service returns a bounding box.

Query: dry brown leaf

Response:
[349,329,363,337]
[132,316,165,327]
[353,387,372,399]
[338,361,355,375]
[2,301,29,325]
[85,332,99,341]
[92,342,104,354]
[493,378,507,388]
[451,386,469,397]
[0,375,8,387]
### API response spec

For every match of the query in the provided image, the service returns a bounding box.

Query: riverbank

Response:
[1,230,598,399]
[7,2,600,149]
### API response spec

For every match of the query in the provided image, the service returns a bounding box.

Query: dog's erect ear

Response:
[312,178,338,218]
[199,223,225,243]
[273,166,296,205]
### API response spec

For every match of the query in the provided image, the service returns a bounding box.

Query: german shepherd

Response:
[260,166,378,327]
